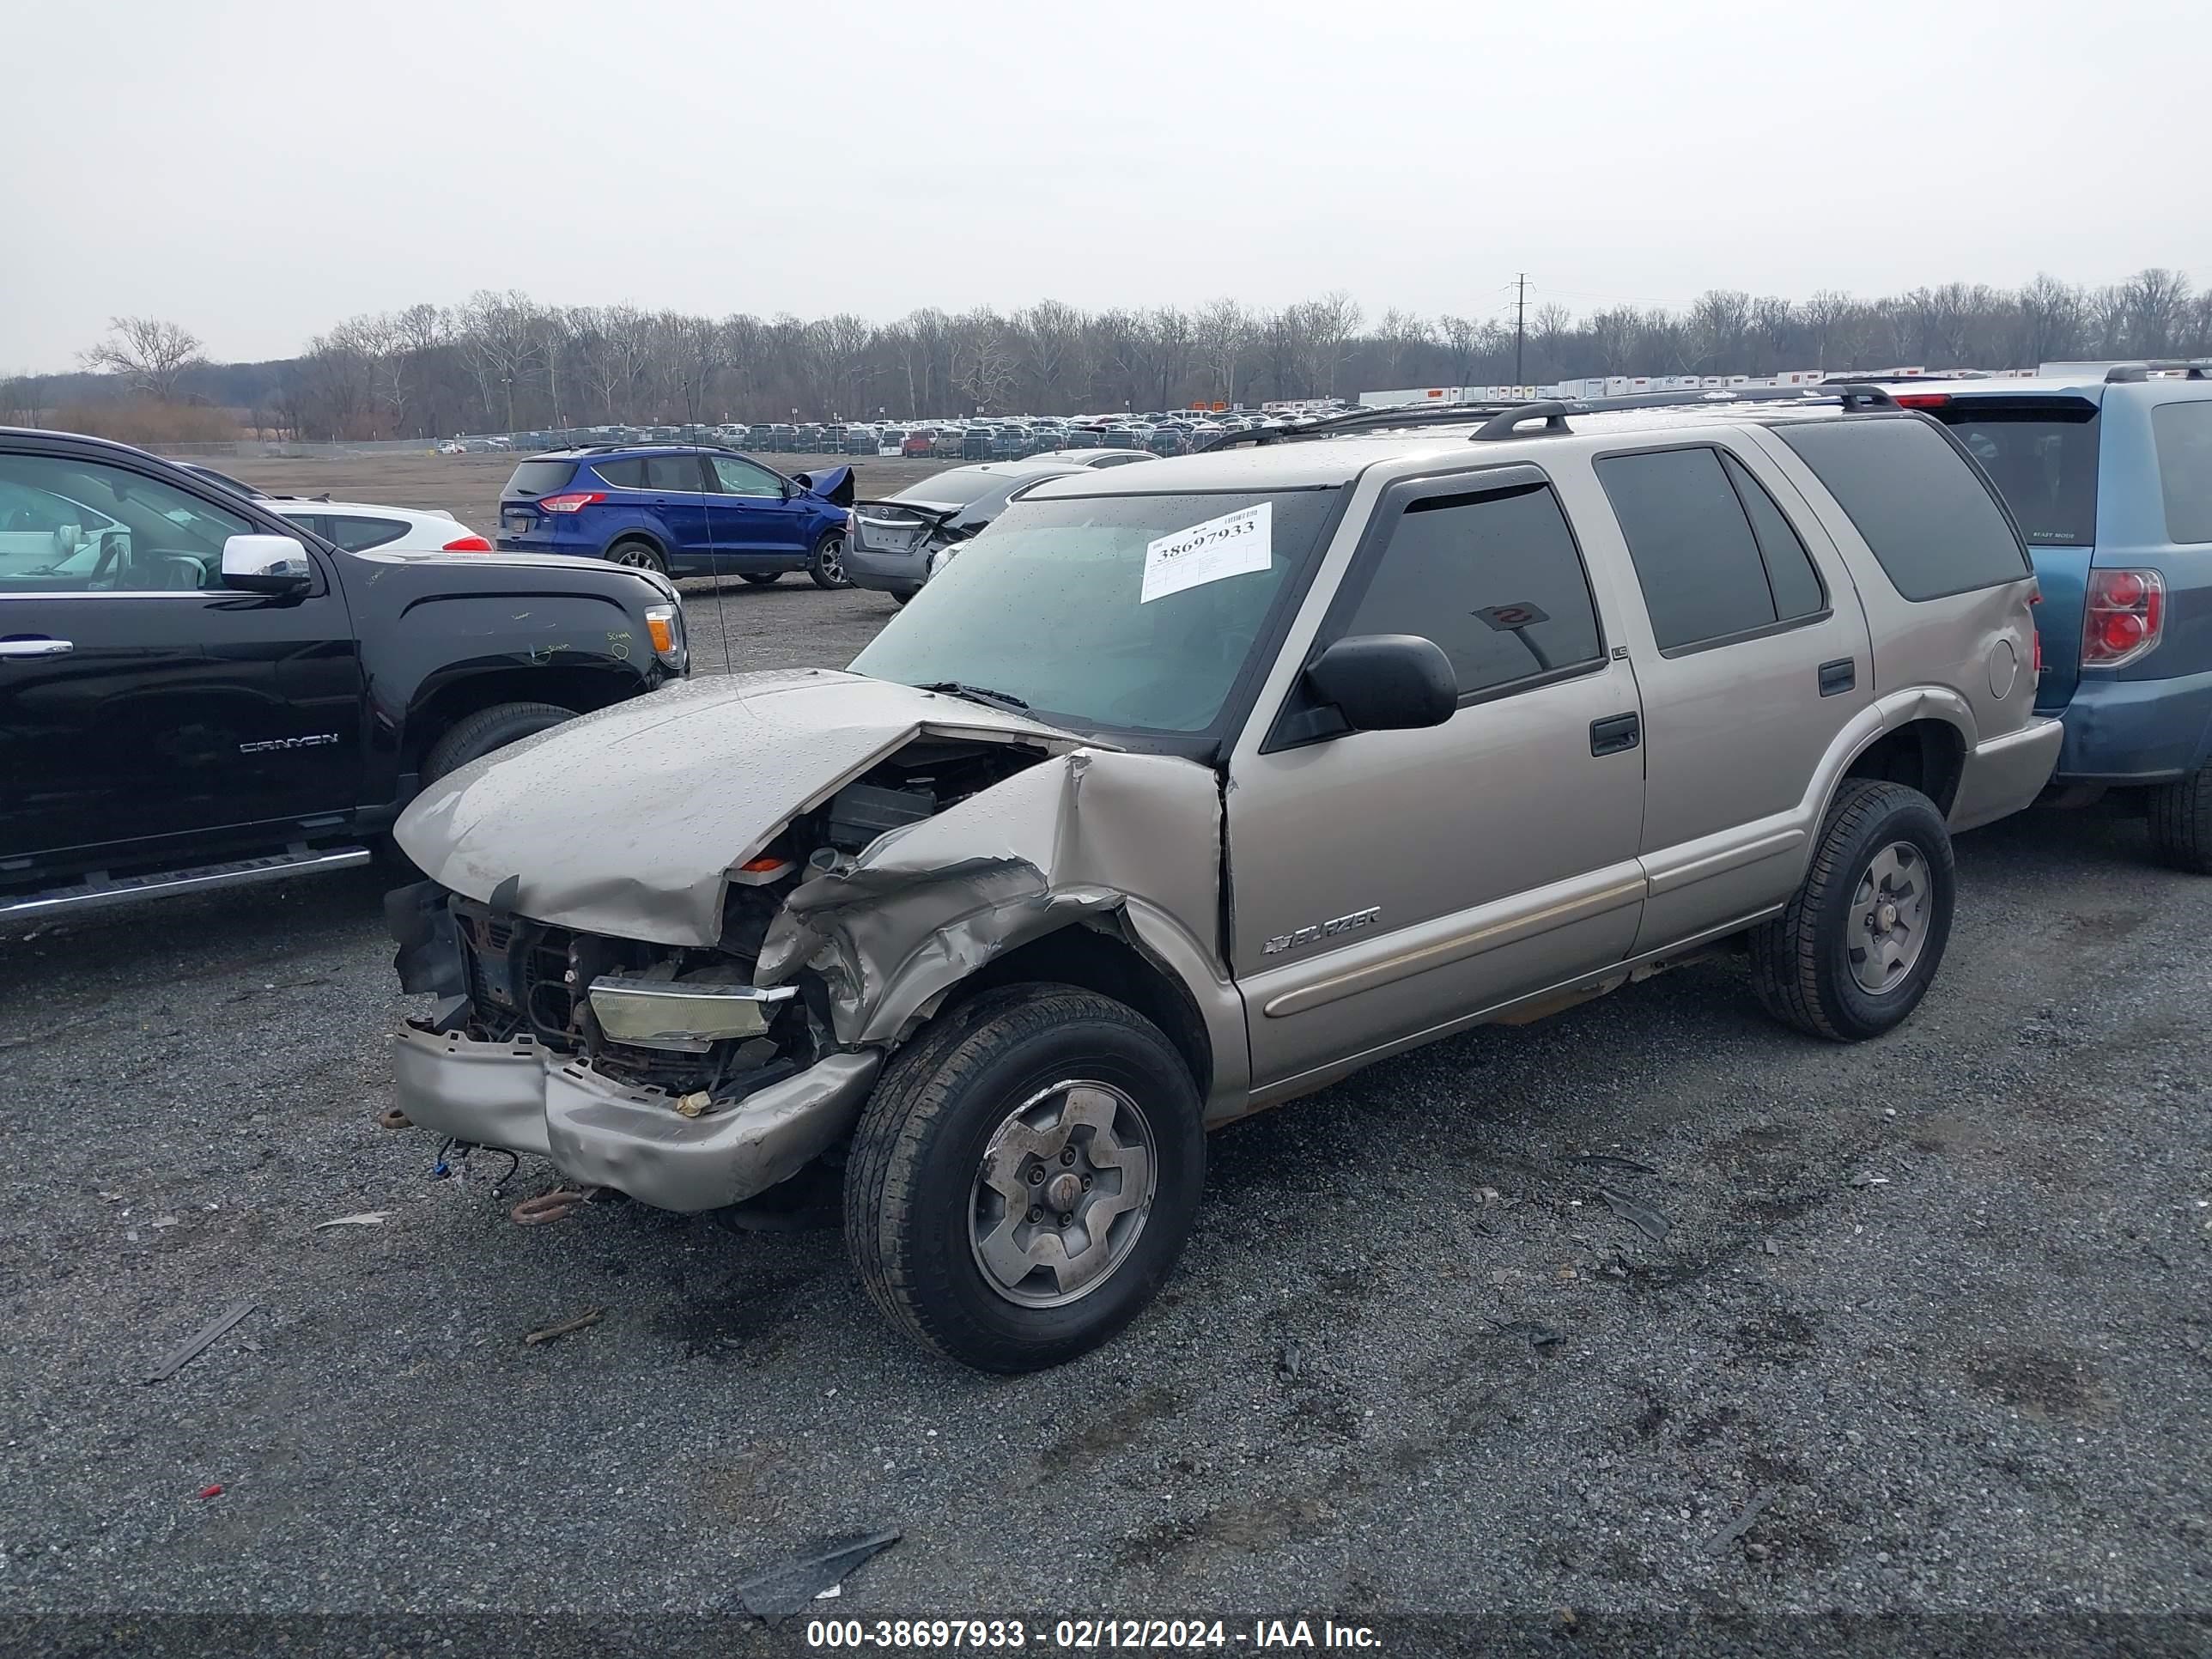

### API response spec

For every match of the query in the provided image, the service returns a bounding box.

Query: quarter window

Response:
[1345,483,1604,696]
[591,458,649,489]
[327,514,410,551]
[2151,402,2212,545]
[1777,416,2029,601]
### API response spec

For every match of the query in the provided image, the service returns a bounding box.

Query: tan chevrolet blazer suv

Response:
[385,386,2061,1371]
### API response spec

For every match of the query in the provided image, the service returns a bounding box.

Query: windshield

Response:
[1934,404,2099,546]
[851,487,1339,736]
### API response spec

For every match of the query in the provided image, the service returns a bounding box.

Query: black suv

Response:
[0,428,688,922]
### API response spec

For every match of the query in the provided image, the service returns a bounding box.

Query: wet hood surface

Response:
[394,669,1085,945]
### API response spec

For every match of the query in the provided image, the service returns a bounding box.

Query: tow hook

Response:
[510,1188,598,1226]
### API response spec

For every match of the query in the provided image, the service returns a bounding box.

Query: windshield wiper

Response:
[918,680,1030,712]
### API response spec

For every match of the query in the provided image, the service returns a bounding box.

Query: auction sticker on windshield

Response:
[1141,501,1272,604]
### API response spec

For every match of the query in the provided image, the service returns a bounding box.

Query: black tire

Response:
[890,591,912,606]
[605,538,666,577]
[421,700,575,785]
[740,572,782,587]
[1749,778,1955,1042]
[843,984,1205,1373]
[2147,768,2212,872]
[807,527,852,589]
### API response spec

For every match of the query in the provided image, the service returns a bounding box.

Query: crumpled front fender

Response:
[754,750,1245,1103]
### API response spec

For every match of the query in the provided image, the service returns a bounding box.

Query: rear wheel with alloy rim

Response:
[606,539,665,576]
[1750,778,1955,1041]
[843,984,1204,1372]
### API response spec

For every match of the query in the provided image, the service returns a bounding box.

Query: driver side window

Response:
[0,454,256,593]
[709,454,784,498]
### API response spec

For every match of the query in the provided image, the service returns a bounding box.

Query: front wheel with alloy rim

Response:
[1749,777,1956,1042]
[807,527,852,589]
[606,539,666,576]
[843,984,1205,1372]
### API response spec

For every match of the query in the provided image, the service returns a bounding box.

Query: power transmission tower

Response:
[1513,272,1528,386]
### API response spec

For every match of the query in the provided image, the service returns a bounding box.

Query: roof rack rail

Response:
[1198,402,1515,452]
[1469,402,1574,441]
[2106,361,2211,382]
[1468,382,1899,441]
[1202,383,1902,452]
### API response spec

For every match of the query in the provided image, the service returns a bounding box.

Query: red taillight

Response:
[441,534,493,552]
[1893,392,1952,409]
[2100,570,2147,609]
[536,491,605,514]
[2081,568,2164,669]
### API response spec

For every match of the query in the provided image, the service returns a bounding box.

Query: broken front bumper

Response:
[389,1023,881,1212]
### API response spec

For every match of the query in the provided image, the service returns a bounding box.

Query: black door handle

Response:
[1590,712,1640,757]
[1819,658,1856,697]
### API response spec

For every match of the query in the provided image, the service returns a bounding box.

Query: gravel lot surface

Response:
[3,457,2209,1643]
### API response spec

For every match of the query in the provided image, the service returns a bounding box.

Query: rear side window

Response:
[504,460,575,497]
[1345,483,1603,697]
[592,458,649,489]
[1595,447,1779,651]
[1778,417,2030,601]
[2152,402,2212,544]
[1933,404,2100,546]
[327,514,410,551]
[643,454,705,491]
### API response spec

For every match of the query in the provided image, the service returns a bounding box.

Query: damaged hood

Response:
[792,465,854,508]
[394,668,1086,945]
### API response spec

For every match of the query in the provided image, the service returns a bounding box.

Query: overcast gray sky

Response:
[8,0,2205,371]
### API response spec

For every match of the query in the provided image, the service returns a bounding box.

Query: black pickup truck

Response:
[0,428,687,921]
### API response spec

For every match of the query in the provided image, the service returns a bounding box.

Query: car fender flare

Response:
[850,892,1250,1121]
[1811,687,1979,829]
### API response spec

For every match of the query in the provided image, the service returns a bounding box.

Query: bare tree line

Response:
[15,269,2211,441]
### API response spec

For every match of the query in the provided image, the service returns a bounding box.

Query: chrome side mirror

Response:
[220,533,313,594]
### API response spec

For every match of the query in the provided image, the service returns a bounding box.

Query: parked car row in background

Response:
[433,408,1341,464]
[817,410,1296,460]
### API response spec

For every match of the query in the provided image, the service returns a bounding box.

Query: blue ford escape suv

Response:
[497,446,856,587]
[1901,362,2212,866]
